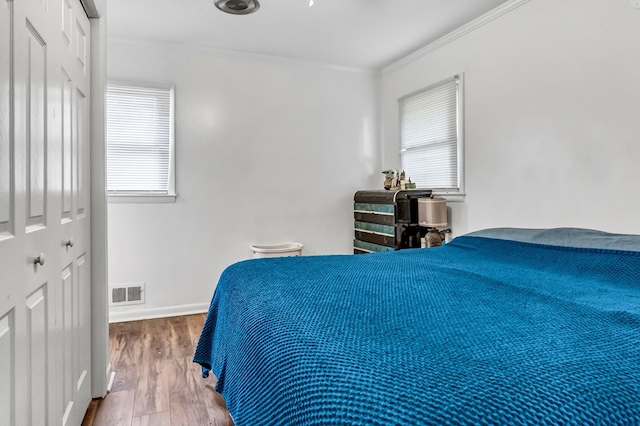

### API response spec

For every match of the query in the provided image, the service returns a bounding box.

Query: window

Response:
[399,75,464,197]
[106,82,176,201]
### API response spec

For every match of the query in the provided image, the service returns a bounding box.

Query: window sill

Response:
[432,191,466,203]
[108,194,177,204]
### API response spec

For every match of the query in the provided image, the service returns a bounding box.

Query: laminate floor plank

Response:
[110,321,144,367]
[133,356,171,417]
[92,389,135,426]
[132,411,172,426]
[81,399,99,426]
[167,357,203,401]
[207,406,235,426]
[205,386,234,426]
[85,314,233,426]
[111,363,139,393]
[170,393,212,426]
[167,316,196,359]
[186,313,207,346]
[141,318,173,359]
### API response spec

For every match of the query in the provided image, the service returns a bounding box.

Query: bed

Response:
[194,228,640,425]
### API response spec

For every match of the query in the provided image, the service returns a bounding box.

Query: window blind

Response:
[106,84,173,195]
[399,76,460,190]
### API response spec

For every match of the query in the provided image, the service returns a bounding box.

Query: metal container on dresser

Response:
[353,189,432,254]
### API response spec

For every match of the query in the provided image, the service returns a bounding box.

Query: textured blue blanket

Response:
[194,236,640,425]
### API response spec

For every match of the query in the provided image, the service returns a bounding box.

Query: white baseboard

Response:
[109,303,209,323]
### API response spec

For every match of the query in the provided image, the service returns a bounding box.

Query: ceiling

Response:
[107,0,510,70]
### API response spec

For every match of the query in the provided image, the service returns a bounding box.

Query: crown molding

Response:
[108,0,530,75]
[382,0,532,75]
[107,37,380,76]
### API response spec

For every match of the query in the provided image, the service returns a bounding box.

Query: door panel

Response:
[62,265,74,416]
[1,0,92,424]
[75,18,87,71]
[0,1,24,425]
[26,24,47,228]
[26,284,48,426]
[61,0,72,45]
[0,0,10,237]
[75,87,87,217]
[0,311,15,426]
[77,252,90,395]
[62,70,72,222]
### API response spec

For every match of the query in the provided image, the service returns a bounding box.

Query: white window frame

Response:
[398,74,465,202]
[106,81,177,203]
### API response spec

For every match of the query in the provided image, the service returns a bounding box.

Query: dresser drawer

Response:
[354,231,395,248]
[354,221,395,236]
[353,211,395,226]
[353,239,394,253]
[353,202,395,214]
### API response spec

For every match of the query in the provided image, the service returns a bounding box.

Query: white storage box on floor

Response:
[250,242,304,258]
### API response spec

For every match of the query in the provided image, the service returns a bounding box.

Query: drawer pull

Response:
[353,210,394,216]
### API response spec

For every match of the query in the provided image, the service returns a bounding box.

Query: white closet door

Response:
[0,0,92,424]
[0,0,18,424]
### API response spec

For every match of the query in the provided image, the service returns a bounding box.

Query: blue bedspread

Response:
[194,236,640,425]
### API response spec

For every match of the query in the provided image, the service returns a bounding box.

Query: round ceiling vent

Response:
[215,0,260,15]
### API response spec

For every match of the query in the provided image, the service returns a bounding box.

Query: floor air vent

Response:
[110,283,145,306]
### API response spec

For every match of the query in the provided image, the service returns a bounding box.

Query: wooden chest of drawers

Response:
[353,189,432,254]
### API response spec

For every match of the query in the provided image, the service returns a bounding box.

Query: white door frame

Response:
[82,0,110,399]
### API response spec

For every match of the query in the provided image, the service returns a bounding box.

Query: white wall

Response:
[382,0,640,236]
[108,0,640,319]
[107,41,380,320]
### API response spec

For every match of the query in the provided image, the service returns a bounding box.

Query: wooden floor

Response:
[82,314,233,426]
